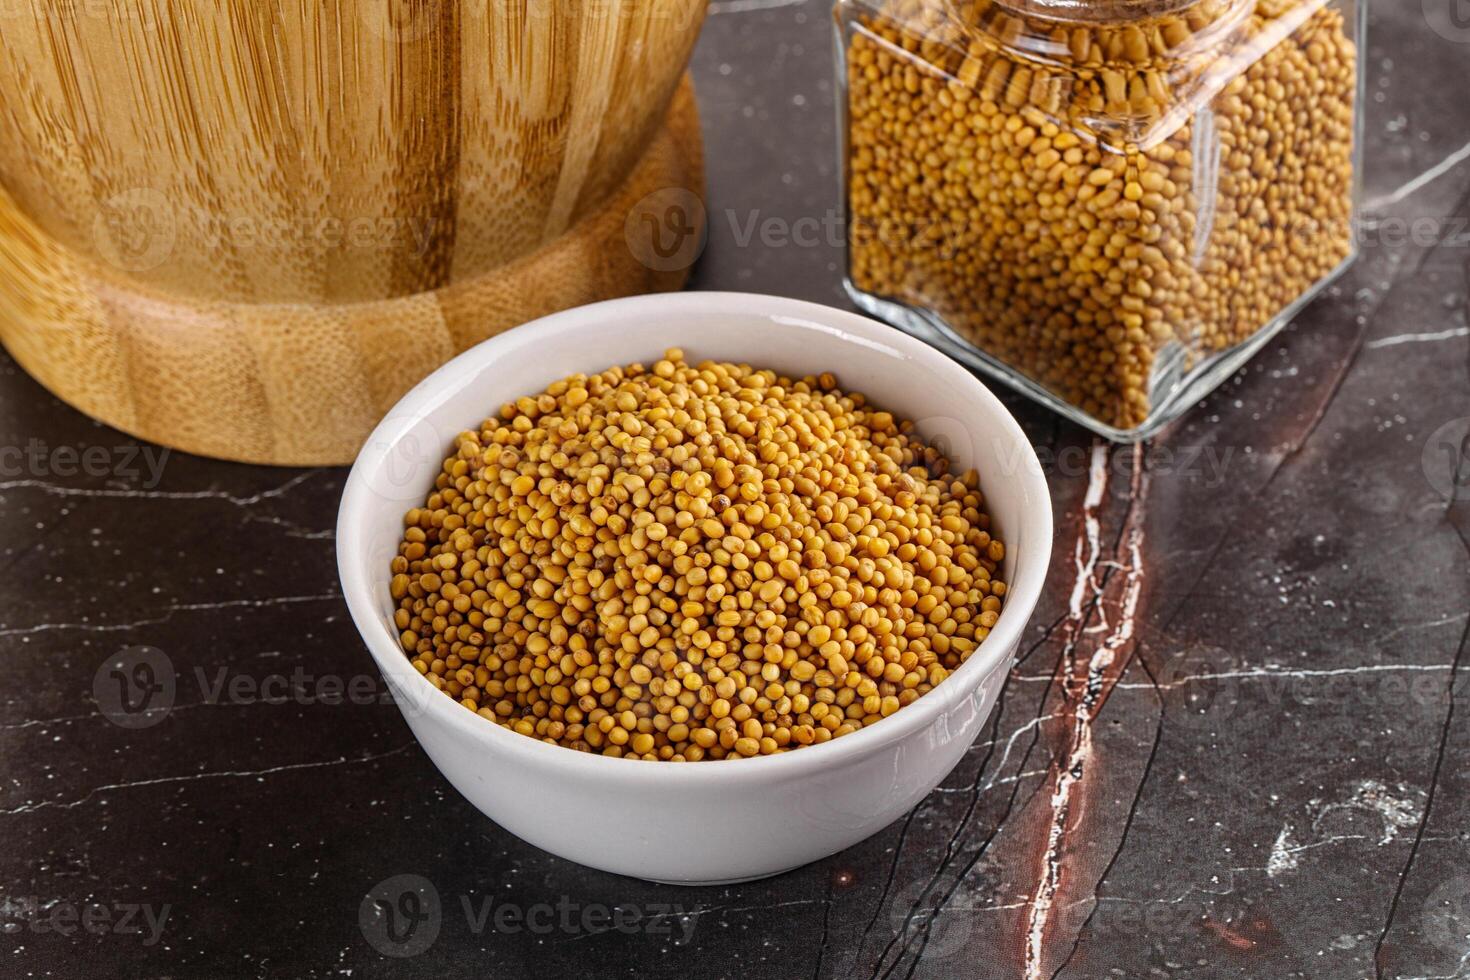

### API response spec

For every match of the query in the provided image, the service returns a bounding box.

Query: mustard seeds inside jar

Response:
[838,0,1363,438]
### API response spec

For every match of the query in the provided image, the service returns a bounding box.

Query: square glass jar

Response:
[836,0,1365,440]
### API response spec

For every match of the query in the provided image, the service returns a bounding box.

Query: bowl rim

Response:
[337,291,1052,785]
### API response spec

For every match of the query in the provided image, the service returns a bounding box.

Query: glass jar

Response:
[836,0,1364,439]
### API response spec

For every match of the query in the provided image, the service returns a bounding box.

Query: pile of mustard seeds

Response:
[391,350,1007,760]
[846,0,1357,429]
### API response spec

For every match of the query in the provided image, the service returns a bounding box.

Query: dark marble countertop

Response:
[3,2,1468,978]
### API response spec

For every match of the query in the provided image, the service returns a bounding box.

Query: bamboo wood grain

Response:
[0,1,706,464]
[0,76,704,465]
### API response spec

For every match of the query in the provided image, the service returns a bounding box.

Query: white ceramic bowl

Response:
[337,292,1052,884]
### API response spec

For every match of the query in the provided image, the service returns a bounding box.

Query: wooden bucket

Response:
[0,1,706,464]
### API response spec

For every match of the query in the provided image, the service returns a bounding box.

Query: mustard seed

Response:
[392,350,1008,760]
[843,0,1357,430]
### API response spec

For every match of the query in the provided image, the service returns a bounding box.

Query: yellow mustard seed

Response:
[845,0,1357,430]
[391,350,1008,760]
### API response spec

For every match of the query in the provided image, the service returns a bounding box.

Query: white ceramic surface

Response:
[337,292,1053,884]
